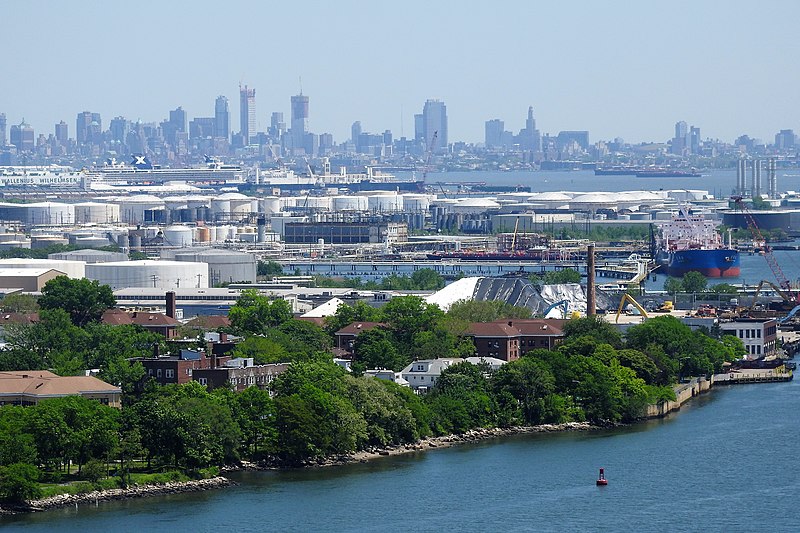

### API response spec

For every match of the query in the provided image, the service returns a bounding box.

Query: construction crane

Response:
[731,196,798,303]
[510,216,521,253]
[422,130,438,183]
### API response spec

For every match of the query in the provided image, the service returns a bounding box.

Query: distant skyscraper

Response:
[215,95,230,140]
[0,113,6,146]
[690,126,701,155]
[422,100,447,152]
[485,119,504,148]
[170,107,187,133]
[414,114,424,143]
[775,129,795,150]
[291,93,310,153]
[672,120,688,155]
[239,85,256,144]
[10,121,34,152]
[268,112,285,141]
[110,117,129,144]
[54,121,68,145]
[351,121,362,151]
[521,107,541,152]
[76,111,101,146]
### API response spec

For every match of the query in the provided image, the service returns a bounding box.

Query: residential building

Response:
[133,349,232,386]
[719,318,778,359]
[335,322,385,353]
[215,95,230,140]
[422,99,447,152]
[0,370,121,408]
[239,85,256,145]
[465,319,565,361]
[193,359,289,392]
[400,358,462,392]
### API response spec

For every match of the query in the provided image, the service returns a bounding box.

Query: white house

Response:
[400,358,463,393]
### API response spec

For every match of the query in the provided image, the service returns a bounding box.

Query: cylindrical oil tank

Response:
[208,226,217,243]
[174,249,257,285]
[402,194,432,212]
[25,202,74,226]
[164,225,194,247]
[303,197,332,210]
[259,196,281,214]
[195,226,210,243]
[0,240,31,250]
[74,236,112,249]
[74,202,120,224]
[227,226,237,240]
[31,235,69,249]
[368,194,402,212]
[115,195,165,225]
[86,260,208,290]
[331,195,368,211]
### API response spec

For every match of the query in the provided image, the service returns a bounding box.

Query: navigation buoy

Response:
[596,468,608,486]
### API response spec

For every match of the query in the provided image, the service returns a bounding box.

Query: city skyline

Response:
[2,0,799,143]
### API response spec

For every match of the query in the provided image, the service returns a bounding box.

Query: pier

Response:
[712,368,793,384]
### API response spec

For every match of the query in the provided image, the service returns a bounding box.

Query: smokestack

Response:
[737,158,747,195]
[752,159,762,198]
[165,291,176,319]
[257,216,266,243]
[587,243,596,316]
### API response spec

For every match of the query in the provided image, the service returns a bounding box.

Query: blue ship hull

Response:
[663,248,740,277]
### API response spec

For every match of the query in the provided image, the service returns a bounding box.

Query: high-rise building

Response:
[110,117,129,143]
[689,126,701,155]
[10,121,35,152]
[672,120,688,155]
[351,121,362,151]
[520,107,541,152]
[291,93,310,153]
[0,113,6,146]
[54,121,68,145]
[189,117,215,139]
[485,119,504,148]
[269,112,285,140]
[76,111,102,146]
[414,114,424,144]
[775,129,795,150]
[422,99,447,152]
[239,85,256,145]
[215,95,230,140]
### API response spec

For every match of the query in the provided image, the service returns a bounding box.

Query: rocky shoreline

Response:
[0,476,234,516]
[231,421,601,470]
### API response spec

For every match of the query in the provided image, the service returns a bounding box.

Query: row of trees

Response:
[663,272,738,295]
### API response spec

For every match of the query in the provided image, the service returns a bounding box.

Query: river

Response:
[4,379,799,532]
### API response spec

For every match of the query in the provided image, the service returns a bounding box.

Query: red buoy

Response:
[596,468,608,486]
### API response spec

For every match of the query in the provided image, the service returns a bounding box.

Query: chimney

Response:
[152,341,160,358]
[211,351,217,369]
[220,332,228,343]
[508,321,513,327]
[257,216,266,243]
[165,291,176,319]
[587,243,596,316]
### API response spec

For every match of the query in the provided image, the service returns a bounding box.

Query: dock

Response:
[712,368,793,384]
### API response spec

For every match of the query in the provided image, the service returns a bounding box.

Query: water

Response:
[5,380,800,532]
[421,169,800,196]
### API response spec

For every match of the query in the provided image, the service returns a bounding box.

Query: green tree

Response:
[409,268,446,290]
[257,260,284,277]
[681,271,708,294]
[562,316,623,349]
[0,293,39,313]
[664,277,683,295]
[446,300,532,322]
[352,327,406,372]
[492,357,558,425]
[323,300,383,335]
[228,289,293,334]
[0,463,42,503]
[231,335,290,364]
[38,276,116,327]
[235,387,276,457]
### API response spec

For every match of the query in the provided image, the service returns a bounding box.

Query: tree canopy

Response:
[38,276,115,327]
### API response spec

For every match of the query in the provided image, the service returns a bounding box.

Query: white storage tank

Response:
[31,235,70,249]
[402,194,432,212]
[174,249,257,285]
[74,202,120,224]
[211,192,255,221]
[368,194,402,212]
[24,202,75,226]
[163,225,194,247]
[74,236,113,249]
[304,197,332,210]
[86,260,208,290]
[452,198,501,215]
[331,195,368,211]
[258,196,281,214]
[116,195,165,224]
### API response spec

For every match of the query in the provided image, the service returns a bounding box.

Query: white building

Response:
[400,358,463,393]
[719,318,778,360]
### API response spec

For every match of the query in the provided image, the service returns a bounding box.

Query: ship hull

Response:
[663,249,740,277]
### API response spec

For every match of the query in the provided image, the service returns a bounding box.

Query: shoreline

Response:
[0,476,233,516]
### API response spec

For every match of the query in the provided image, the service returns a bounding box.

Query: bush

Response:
[0,463,42,502]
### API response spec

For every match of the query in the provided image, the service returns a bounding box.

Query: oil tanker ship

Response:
[656,206,739,277]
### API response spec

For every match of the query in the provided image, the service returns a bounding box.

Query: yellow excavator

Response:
[615,293,649,323]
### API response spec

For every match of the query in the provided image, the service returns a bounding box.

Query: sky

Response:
[2,0,799,145]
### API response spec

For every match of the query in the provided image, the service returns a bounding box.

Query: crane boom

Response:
[732,196,796,301]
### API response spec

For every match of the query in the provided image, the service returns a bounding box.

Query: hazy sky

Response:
[3,0,799,145]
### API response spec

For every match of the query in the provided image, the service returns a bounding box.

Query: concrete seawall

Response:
[646,368,793,419]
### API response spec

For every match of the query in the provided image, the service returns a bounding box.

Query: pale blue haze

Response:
[1,1,799,143]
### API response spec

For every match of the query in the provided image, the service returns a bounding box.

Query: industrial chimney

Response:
[586,243,596,316]
[165,291,176,319]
